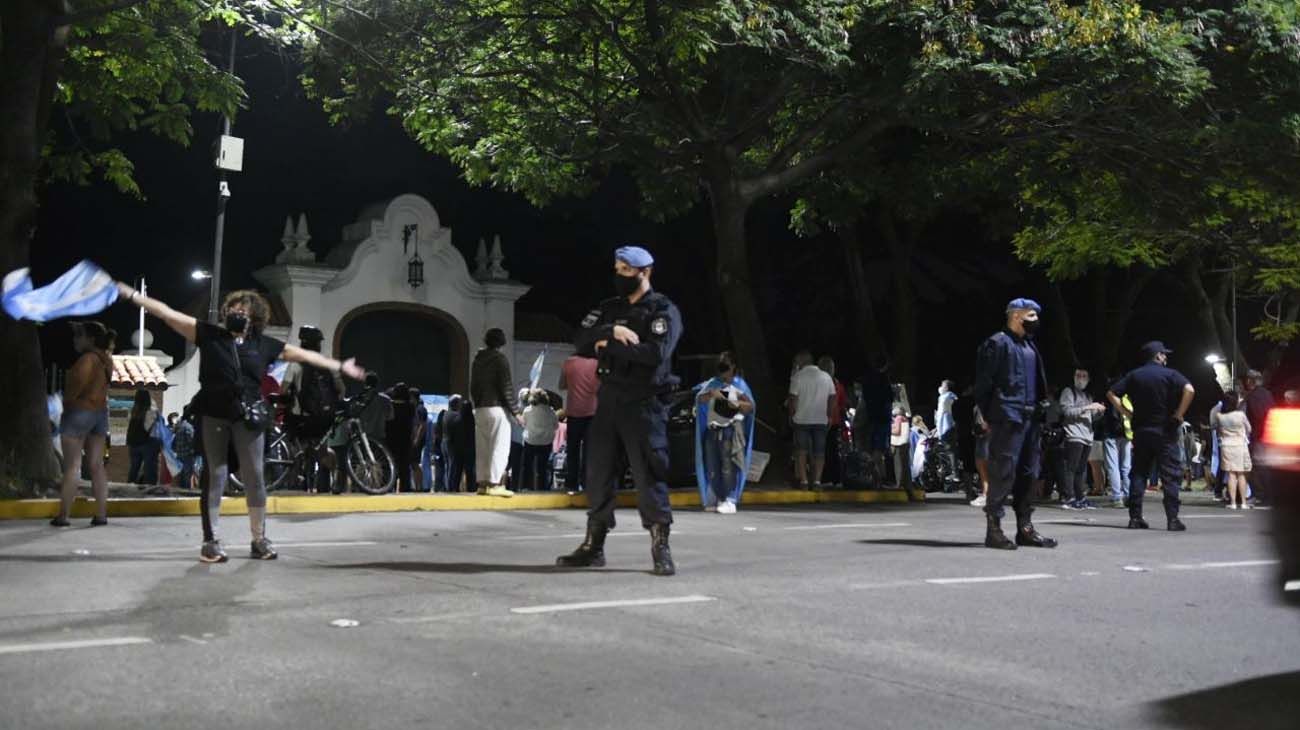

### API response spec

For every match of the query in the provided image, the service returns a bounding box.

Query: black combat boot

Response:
[556,521,608,567]
[984,514,1016,550]
[1167,518,1186,532]
[1128,501,1149,529]
[1015,514,1058,548]
[650,523,675,576]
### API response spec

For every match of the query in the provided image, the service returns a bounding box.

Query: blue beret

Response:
[1005,297,1042,314]
[615,246,655,268]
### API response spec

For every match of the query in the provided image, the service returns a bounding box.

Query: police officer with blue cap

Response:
[557,245,684,575]
[1106,341,1195,531]
[972,298,1058,550]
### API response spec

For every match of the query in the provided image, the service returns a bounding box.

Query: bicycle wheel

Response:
[347,436,396,494]
[263,433,296,491]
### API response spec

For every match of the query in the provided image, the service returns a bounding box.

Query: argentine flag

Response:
[528,347,547,390]
[2,260,118,322]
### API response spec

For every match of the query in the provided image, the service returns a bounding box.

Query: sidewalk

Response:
[0,482,917,520]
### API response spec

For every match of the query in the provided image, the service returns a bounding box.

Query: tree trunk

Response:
[1090,268,1152,379]
[836,219,889,367]
[705,177,778,449]
[1039,276,1078,383]
[877,209,917,397]
[0,1,70,493]
[1179,256,1240,374]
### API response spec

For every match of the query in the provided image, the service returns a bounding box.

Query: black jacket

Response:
[470,347,520,415]
[575,290,682,393]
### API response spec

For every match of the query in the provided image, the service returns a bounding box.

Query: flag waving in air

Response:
[2,261,119,322]
[529,347,547,390]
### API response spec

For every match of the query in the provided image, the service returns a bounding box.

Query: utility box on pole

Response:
[215,135,244,172]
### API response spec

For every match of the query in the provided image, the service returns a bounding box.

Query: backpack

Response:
[298,365,339,418]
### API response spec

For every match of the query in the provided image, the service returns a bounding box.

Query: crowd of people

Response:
[38,248,1290,566]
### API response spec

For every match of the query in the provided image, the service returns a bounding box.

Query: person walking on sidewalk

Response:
[115,282,367,562]
[51,321,115,527]
[971,298,1058,550]
[1058,368,1105,510]
[557,246,683,576]
[1107,341,1196,532]
[788,351,835,487]
[470,328,523,497]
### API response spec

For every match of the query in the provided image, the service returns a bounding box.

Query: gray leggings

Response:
[201,416,266,540]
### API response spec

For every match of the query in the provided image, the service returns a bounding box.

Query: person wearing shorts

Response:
[788,351,835,487]
[51,321,116,528]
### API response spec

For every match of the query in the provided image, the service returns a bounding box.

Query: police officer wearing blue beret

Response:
[557,246,684,575]
[972,298,1059,550]
[1106,341,1195,531]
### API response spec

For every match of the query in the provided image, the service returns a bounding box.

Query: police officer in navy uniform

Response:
[557,246,684,575]
[972,298,1059,550]
[1106,341,1195,531]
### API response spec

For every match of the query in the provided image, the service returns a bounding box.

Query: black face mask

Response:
[613,273,641,297]
[1021,318,1041,337]
[225,312,248,334]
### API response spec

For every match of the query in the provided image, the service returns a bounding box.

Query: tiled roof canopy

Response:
[111,355,168,389]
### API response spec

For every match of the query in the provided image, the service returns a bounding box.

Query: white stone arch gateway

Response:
[164,193,574,414]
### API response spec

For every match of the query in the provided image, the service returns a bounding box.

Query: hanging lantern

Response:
[407,250,425,288]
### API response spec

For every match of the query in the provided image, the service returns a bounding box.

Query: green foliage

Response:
[40,1,269,197]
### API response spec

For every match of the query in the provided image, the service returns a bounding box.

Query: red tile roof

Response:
[111,355,168,389]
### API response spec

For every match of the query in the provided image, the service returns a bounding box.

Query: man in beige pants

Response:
[470,328,523,496]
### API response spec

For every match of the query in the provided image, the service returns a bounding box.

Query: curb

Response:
[0,488,918,520]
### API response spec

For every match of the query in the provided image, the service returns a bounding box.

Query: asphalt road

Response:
[1,499,1297,730]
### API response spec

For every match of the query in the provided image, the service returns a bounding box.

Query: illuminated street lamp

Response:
[1205,354,1232,393]
[191,269,213,281]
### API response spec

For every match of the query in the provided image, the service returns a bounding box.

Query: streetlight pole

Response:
[207,29,238,324]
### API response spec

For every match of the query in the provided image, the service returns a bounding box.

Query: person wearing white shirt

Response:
[788,350,836,487]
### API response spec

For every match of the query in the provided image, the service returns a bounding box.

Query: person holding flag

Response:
[694,351,756,514]
[114,281,367,563]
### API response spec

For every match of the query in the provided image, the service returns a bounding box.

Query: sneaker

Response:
[1111,500,1126,509]
[969,495,987,507]
[485,485,515,497]
[199,541,229,563]
[1242,503,1253,510]
[250,537,278,560]
[1079,500,1098,510]
[49,516,70,527]
[1059,500,1079,510]
[717,500,737,515]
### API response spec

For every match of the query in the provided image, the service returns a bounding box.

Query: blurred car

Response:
[1260,380,1300,607]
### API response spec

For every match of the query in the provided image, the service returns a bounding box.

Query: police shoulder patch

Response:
[580,310,600,328]
[650,317,669,336]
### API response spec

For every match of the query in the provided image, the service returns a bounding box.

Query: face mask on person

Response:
[1021,317,1041,337]
[1074,377,1089,390]
[613,272,641,297]
[225,312,248,334]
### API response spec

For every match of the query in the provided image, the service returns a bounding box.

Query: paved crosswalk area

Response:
[0,501,1296,729]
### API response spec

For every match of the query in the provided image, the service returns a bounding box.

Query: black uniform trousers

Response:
[584,386,672,530]
[1128,428,1181,520]
[983,418,1040,523]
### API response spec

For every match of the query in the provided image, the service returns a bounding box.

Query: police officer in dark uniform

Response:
[972,298,1058,550]
[1106,341,1195,531]
[557,246,683,575]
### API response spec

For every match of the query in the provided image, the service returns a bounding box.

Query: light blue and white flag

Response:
[2,260,118,322]
[153,418,182,481]
[528,347,547,390]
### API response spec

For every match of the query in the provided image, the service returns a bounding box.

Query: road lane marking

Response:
[511,595,716,614]
[1285,580,1300,592]
[90,540,381,556]
[1036,519,1094,524]
[177,635,208,645]
[848,580,924,590]
[0,637,152,656]
[1166,560,1279,570]
[925,574,1055,586]
[781,522,911,531]
[1177,515,1242,519]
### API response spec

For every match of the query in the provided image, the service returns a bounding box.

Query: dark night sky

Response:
[31,40,1293,418]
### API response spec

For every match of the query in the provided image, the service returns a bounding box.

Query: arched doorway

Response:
[334,303,469,395]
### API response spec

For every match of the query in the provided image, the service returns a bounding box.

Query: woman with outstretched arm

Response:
[116,281,366,562]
